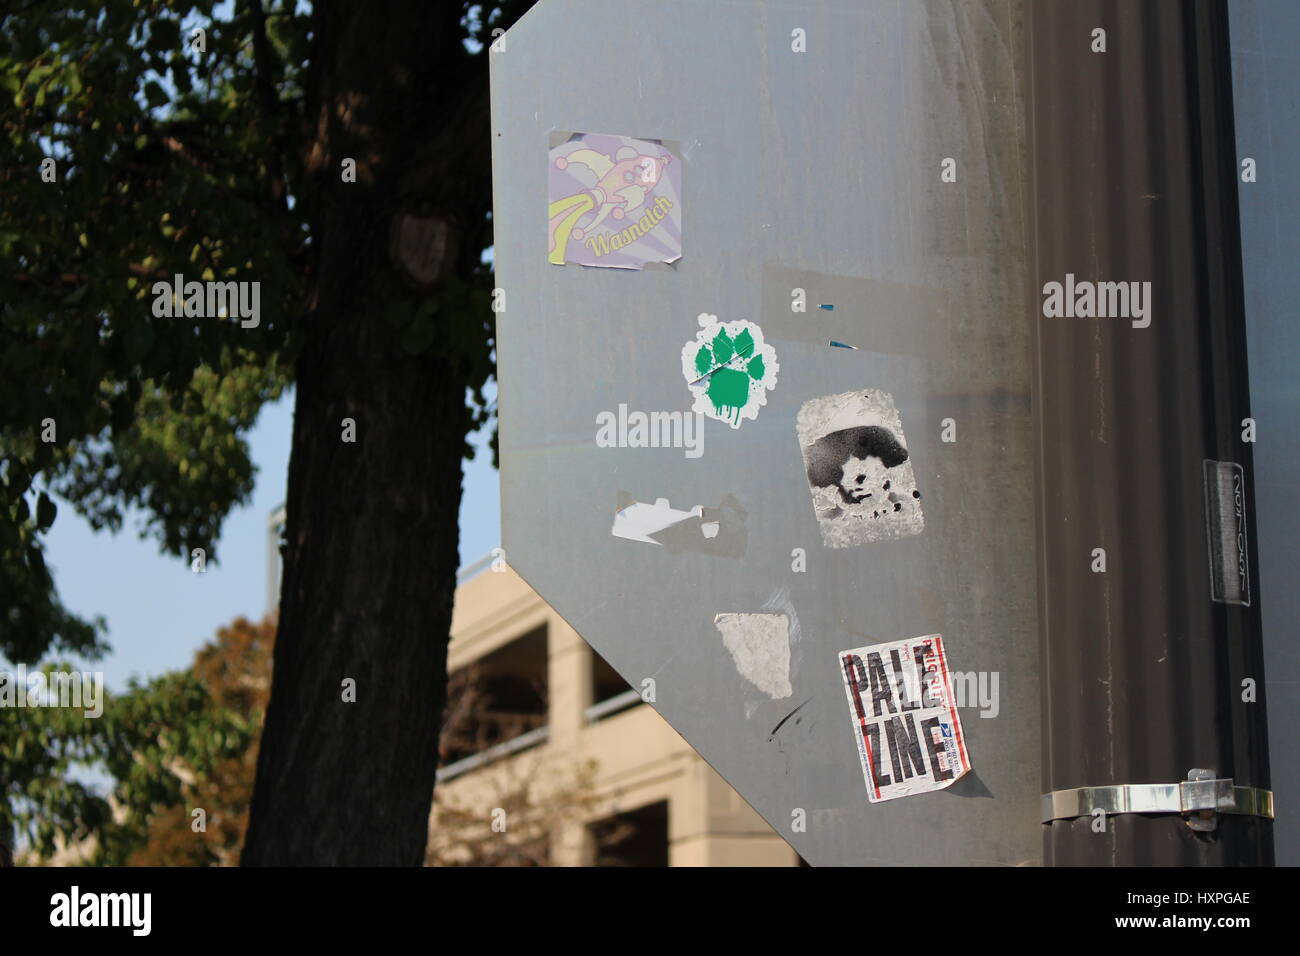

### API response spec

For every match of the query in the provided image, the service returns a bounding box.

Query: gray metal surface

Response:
[492,0,1039,865]
[1229,0,1300,866]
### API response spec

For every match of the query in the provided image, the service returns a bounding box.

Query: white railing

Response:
[435,725,550,783]
[456,549,501,586]
[584,688,642,723]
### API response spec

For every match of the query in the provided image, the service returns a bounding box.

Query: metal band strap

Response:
[1041,780,1274,824]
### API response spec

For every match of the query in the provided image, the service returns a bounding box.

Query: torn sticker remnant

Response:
[612,494,748,558]
[838,634,970,803]
[681,313,779,428]
[612,497,702,544]
[548,132,682,269]
[714,613,792,700]
[796,388,923,548]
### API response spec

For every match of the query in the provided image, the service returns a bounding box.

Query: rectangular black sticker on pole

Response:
[1203,459,1251,606]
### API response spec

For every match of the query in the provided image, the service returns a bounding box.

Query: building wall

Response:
[433,564,798,867]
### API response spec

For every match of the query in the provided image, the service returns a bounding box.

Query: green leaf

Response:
[36,492,57,531]
[694,345,712,375]
[733,327,754,359]
[148,19,181,54]
[144,80,168,109]
[27,543,46,578]
[711,329,734,364]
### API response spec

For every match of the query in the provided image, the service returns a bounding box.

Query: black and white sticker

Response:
[796,389,923,549]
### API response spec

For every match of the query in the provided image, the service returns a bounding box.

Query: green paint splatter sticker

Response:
[680,313,779,428]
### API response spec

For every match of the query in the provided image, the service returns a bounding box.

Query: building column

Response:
[546,613,593,865]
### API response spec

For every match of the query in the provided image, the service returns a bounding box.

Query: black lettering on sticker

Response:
[885,713,926,782]
[921,716,953,781]
[913,645,939,708]
[842,654,869,720]
[866,722,892,788]
[891,648,917,711]
[866,652,896,717]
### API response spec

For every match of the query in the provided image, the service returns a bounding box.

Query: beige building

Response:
[432,556,800,867]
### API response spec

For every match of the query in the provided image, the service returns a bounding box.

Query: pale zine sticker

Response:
[681,313,778,428]
[838,634,971,803]
[547,132,682,269]
[796,389,923,548]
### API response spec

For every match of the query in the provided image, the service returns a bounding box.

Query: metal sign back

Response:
[492,0,1040,865]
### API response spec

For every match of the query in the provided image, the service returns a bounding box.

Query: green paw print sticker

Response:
[680,313,779,428]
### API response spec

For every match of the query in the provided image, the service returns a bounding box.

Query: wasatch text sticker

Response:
[547,132,682,269]
[838,634,971,802]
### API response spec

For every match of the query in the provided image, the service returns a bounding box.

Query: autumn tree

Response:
[0,619,266,865]
[5,616,615,867]
[119,614,273,866]
[2,1,533,864]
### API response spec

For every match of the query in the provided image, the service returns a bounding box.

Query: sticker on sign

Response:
[796,389,924,549]
[681,313,779,428]
[838,634,971,802]
[547,131,682,269]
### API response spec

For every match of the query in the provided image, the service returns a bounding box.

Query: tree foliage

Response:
[1,1,523,658]
[1,616,268,864]
[3,0,533,863]
[1,0,308,664]
[5,615,617,867]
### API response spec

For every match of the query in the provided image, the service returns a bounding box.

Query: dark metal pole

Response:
[1027,0,1272,865]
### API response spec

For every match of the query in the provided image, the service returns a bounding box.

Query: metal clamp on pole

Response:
[1041,769,1274,832]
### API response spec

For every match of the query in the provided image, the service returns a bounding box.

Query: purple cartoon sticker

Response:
[547,132,682,270]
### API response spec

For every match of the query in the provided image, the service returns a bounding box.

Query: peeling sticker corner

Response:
[714,613,792,700]
[838,634,970,803]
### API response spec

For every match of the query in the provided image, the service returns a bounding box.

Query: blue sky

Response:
[39,387,501,692]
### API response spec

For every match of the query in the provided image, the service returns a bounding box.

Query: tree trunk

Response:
[242,4,489,865]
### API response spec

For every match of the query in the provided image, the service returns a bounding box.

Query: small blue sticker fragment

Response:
[819,304,835,310]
